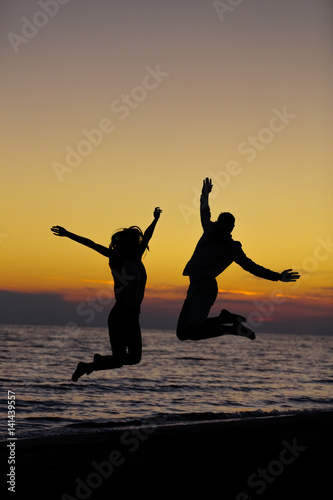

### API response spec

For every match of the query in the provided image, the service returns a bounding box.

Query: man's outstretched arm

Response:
[200,177,212,229]
[234,244,300,282]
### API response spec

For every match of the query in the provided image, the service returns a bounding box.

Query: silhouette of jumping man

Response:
[177,178,300,341]
[51,207,162,382]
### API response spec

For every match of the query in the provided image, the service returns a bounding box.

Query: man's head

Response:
[216,212,235,235]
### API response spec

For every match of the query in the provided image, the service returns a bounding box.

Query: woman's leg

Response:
[72,303,125,381]
[93,302,127,371]
[123,313,142,365]
[93,304,141,370]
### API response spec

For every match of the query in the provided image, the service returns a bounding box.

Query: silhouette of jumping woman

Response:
[177,178,300,341]
[51,207,162,382]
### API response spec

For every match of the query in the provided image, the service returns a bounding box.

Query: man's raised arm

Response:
[200,177,212,229]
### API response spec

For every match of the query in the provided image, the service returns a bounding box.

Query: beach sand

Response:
[2,411,332,499]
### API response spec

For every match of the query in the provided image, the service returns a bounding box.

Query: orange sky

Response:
[1,0,332,332]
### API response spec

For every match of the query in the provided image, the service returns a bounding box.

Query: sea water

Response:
[0,324,332,439]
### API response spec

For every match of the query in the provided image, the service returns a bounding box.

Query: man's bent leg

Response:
[177,277,218,340]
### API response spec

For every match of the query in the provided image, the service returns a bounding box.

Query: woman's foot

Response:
[71,362,93,382]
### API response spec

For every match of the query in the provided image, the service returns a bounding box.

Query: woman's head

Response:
[110,226,145,258]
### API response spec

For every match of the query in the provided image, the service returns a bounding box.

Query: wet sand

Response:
[2,411,332,499]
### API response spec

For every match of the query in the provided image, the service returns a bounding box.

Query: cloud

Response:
[310,286,333,297]
[0,288,332,334]
[0,289,80,326]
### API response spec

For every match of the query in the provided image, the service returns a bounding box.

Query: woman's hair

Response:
[109,226,147,252]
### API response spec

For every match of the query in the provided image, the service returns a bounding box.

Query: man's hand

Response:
[153,207,162,220]
[202,177,213,197]
[51,225,68,237]
[280,269,300,282]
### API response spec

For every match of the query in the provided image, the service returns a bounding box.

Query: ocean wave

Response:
[312,378,333,384]
[2,407,333,442]
[66,407,333,429]
[288,395,333,404]
[28,408,333,437]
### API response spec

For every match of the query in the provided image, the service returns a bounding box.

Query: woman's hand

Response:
[51,225,68,237]
[153,207,162,220]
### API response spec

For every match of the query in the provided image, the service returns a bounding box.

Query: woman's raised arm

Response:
[140,208,162,253]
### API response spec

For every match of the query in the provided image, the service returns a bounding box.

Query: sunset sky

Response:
[1,0,332,333]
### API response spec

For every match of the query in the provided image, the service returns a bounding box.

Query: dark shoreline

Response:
[1,411,332,499]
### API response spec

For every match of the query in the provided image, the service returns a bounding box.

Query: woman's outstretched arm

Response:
[51,226,110,257]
